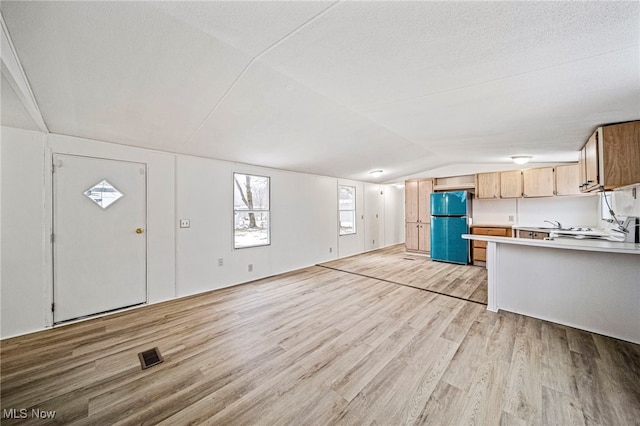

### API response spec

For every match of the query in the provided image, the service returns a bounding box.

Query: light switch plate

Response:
[180,219,190,228]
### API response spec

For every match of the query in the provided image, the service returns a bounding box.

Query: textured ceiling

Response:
[1,1,638,182]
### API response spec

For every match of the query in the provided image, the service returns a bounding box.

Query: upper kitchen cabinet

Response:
[523,167,555,197]
[417,180,433,223]
[580,131,599,192]
[500,170,523,198]
[579,121,640,192]
[405,180,419,222]
[475,172,500,199]
[405,179,433,253]
[555,164,582,196]
[406,179,433,223]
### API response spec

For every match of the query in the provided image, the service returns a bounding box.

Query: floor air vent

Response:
[403,257,416,261]
[138,347,164,370]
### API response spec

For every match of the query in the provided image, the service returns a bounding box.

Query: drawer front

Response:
[473,240,487,249]
[472,227,510,236]
[474,248,487,261]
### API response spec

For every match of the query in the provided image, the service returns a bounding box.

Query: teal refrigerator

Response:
[430,191,470,264]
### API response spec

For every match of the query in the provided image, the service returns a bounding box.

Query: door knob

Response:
[136,228,144,234]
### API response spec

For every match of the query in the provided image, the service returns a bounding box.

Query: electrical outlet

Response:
[329,247,332,253]
[248,264,253,272]
[179,219,190,228]
[218,258,223,267]
[508,215,514,222]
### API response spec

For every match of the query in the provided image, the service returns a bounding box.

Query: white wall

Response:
[175,156,339,297]
[1,127,405,338]
[1,127,47,338]
[609,184,640,218]
[517,195,599,227]
[472,198,517,226]
[597,184,640,233]
[364,183,384,251]
[384,185,405,246]
[473,194,599,228]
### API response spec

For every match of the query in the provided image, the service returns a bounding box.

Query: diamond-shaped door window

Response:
[84,180,123,209]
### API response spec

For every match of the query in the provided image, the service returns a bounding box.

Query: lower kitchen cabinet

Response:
[471,226,512,263]
[406,222,430,253]
[516,229,550,239]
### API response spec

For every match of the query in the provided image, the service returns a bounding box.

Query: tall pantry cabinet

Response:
[405,179,433,253]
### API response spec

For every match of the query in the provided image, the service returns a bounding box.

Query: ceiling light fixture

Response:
[511,156,533,165]
[369,169,383,177]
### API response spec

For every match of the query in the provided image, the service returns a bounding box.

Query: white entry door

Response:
[53,154,147,323]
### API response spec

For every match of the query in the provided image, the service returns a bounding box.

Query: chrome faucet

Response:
[544,220,562,229]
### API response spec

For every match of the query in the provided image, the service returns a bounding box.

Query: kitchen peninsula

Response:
[463,234,640,344]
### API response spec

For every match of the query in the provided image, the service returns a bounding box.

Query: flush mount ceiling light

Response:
[369,169,383,177]
[511,156,533,165]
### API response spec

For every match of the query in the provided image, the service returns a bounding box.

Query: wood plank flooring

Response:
[320,244,488,304]
[2,244,639,425]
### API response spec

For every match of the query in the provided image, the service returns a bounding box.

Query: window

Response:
[339,185,356,235]
[601,191,614,221]
[234,173,270,248]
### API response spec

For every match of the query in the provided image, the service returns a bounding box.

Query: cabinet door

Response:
[578,147,587,191]
[405,222,419,251]
[601,121,640,190]
[418,179,433,224]
[418,224,430,252]
[405,181,419,223]
[523,167,555,197]
[532,231,549,240]
[500,170,523,198]
[555,164,581,196]
[475,172,500,199]
[584,130,599,191]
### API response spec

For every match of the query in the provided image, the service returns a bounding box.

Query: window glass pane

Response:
[339,211,356,235]
[234,211,270,248]
[234,174,269,210]
[234,173,270,248]
[338,185,356,235]
[84,179,123,209]
[601,192,615,221]
[339,186,355,210]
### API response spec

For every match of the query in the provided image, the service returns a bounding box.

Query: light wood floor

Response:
[2,245,639,425]
[320,245,488,304]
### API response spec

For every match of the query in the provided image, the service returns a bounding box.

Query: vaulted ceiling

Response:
[1,1,638,182]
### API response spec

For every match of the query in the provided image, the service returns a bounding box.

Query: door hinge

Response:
[51,303,55,312]
[51,233,54,243]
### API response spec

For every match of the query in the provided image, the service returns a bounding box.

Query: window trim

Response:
[338,184,357,236]
[233,172,271,249]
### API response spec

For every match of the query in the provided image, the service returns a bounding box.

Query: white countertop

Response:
[463,234,640,255]
[511,225,611,237]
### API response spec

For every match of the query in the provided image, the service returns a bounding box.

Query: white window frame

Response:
[339,185,356,236]
[233,173,271,249]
